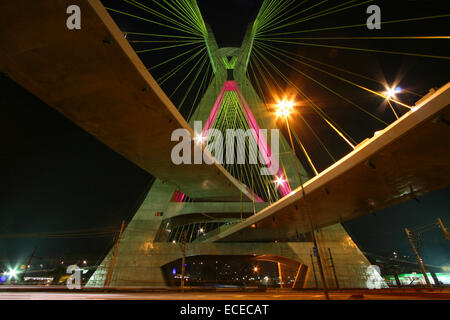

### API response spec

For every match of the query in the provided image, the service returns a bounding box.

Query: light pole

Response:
[405,228,432,288]
[178,230,188,292]
[276,99,329,300]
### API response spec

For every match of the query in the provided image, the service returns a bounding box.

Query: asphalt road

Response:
[1,290,449,300]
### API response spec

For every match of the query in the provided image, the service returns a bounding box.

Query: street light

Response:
[8,268,18,279]
[383,86,402,99]
[382,86,410,119]
[384,86,401,119]
[275,99,294,118]
[275,98,330,300]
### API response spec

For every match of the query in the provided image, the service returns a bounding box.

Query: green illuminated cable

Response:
[261,13,450,37]
[262,0,374,35]
[157,46,206,84]
[257,0,330,35]
[255,0,308,36]
[124,0,202,35]
[178,53,210,110]
[168,50,208,99]
[255,41,389,124]
[149,43,205,71]
[252,46,357,148]
[259,38,450,60]
[105,7,202,36]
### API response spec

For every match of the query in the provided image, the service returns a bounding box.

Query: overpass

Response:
[0,0,255,202]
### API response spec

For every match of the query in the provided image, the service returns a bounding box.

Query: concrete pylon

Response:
[87,13,386,290]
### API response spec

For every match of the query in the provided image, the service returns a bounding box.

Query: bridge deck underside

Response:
[0,0,251,202]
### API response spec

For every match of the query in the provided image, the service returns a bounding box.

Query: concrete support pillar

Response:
[293,264,310,289]
[278,263,284,288]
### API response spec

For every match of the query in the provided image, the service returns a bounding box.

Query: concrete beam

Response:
[165,202,269,219]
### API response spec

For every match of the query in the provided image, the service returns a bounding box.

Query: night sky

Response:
[1,0,449,270]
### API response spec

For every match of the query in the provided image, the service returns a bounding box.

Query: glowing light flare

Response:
[274,176,286,188]
[275,99,295,118]
[194,133,206,144]
[8,268,18,279]
[383,86,402,99]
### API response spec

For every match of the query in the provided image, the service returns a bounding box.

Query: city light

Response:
[383,86,402,99]
[275,99,295,118]
[253,266,259,273]
[8,268,17,279]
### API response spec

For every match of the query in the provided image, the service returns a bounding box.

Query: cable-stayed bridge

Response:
[1,0,448,289]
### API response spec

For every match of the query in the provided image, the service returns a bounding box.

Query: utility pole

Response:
[20,246,37,282]
[437,218,449,240]
[310,251,318,289]
[105,220,125,287]
[405,228,432,288]
[328,248,339,289]
[285,116,329,299]
[251,171,256,215]
[179,230,187,292]
[393,271,402,288]
[240,190,243,221]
